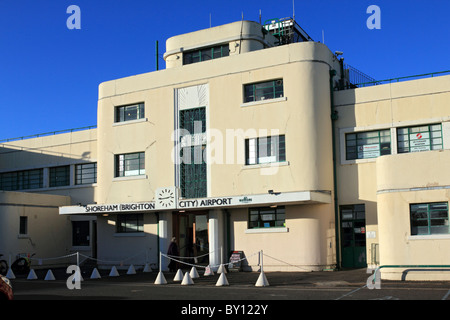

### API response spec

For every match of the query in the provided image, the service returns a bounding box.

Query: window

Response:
[76,163,97,185]
[183,44,229,65]
[19,216,28,235]
[115,103,145,123]
[179,107,207,199]
[72,221,90,246]
[245,135,286,165]
[410,202,449,236]
[116,214,143,233]
[180,145,207,199]
[115,152,145,177]
[49,165,70,187]
[398,124,443,153]
[0,169,43,191]
[346,129,391,160]
[244,79,284,103]
[179,107,206,135]
[249,206,285,229]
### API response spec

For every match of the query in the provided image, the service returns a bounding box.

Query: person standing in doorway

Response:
[167,237,179,272]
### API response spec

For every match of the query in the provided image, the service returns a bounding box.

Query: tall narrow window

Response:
[245,135,286,165]
[19,216,28,235]
[115,152,145,177]
[115,103,145,123]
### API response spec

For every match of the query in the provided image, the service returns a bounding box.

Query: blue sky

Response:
[1,0,449,140]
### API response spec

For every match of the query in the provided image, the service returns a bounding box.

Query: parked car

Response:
[0,275,13,300]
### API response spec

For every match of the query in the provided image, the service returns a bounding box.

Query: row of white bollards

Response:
[5,262,151,281]
[154,250,269,287]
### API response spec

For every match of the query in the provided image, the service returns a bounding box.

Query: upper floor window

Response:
[49,165,70,187]
[183,44,229,65]
[76,163,97,185]
[115,103,145,123]
[0,169,43,191]
[244,79,284,103]
[345,129,391,160]
[410,202,449,236]
[245,135,286,165]
[115,152,145,177]
[397,124,443,153]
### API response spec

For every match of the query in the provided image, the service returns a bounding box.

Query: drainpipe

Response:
[225,209,231,259]
[329,69,340,270]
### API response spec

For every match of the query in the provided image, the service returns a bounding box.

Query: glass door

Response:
[340,204,367,268]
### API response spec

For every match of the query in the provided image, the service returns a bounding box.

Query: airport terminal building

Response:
[1,18,450,280]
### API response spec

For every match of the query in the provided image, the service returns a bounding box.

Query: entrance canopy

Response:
[59,189,331,215]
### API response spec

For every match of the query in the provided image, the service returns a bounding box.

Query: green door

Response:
[340,204,367,268]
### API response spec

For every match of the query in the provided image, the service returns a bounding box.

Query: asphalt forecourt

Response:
[9,267,450,301]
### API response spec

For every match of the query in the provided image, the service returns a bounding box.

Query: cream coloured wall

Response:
[97,41,340,205]
[376,151,450,280]
[0,191,72,267]
[334,75,450,279]
[230,204,335,271]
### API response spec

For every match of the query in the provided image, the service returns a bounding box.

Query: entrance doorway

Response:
[172,212,209,264]
[340,204,367,268]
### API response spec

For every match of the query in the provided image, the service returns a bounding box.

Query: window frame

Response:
[116,214,144,233]
[245,135,286,165]
[397,123,443,154]
[248,206,286,229]
[115,103,145,123]
[183,44,229,65]
[75,163,97,185]
[410,202,449,236]
[115,152,146,177]
[345,129,391,160]
[244,79,284,103]
[49,165,70,187]
[19,216,28,235]
[0,168,43,191]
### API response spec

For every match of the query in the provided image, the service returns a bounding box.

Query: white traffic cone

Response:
[154,271,167,285]
[90,268,101,279]
[44,269,55,281]
[190,266,199,279]
[5,268,15,280]
[143,263,152,272]
[181,271,194,285]
[255,271,269,287]
[126,264,136,275]
[174,269,183,281]
[27,269,38,280]
[216,272,229,286]
[109,266,119,277]
[217,264,227,274]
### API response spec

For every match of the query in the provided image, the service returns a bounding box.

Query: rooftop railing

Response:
[0,125,97,143]
[349,69,450,89]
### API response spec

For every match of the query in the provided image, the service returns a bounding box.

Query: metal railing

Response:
[0,125,97,143]
[352,69,450,88]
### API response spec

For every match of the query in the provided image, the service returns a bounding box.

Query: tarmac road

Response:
[7,267,450,315]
